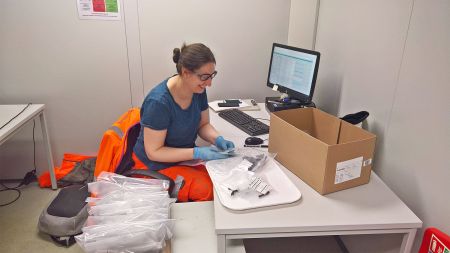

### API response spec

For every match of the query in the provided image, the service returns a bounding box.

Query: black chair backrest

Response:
[115,123,175,194]
[115,123,140,175]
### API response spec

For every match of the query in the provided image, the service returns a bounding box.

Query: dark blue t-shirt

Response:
[133,78,209,170]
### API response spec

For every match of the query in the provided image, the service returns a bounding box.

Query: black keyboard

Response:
[218,109,269,136]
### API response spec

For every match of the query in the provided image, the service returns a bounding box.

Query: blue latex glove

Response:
[215,136,235,151]
[193,146,229,161]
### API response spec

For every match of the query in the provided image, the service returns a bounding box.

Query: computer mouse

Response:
[245,137,264,145]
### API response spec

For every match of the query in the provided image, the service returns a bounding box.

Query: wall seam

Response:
[287,0,292,44]
[384,0,416,140]
[312,0,320,51]
[136,0,145,101]
[122,0,134,108]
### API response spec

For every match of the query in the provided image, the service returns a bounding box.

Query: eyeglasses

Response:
[194,70,218,81]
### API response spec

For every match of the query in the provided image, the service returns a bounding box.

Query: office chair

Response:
[114,123,178,197]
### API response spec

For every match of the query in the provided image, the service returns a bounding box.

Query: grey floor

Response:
[0,182,84,253]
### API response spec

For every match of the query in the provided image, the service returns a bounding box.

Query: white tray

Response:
[206,153,301,211]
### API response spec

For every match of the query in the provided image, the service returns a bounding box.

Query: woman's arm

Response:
[197,109,220,144]
[143,127,194,162]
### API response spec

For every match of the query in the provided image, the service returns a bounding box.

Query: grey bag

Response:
[58,157,96,187]
[38,184,89,246]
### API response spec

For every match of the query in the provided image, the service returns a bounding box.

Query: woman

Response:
[133,42,235,201]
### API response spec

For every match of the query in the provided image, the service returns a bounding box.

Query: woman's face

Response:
[183,62,216,94]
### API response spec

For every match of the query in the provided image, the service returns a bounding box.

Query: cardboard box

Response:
[268,108,376,195]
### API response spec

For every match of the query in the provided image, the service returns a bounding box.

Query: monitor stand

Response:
[265,96,314,112]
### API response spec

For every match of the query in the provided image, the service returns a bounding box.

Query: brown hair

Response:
[172,43,216,74]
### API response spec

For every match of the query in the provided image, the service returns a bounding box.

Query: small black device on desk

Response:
[265,97,315,112]
[218,109,269,136]
[218,102,239,107]
[217,99,242,107]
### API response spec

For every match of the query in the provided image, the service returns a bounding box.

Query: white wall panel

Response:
[137,0,290,104]
[0,0,131,177]
[378,0,450,246]
[288,0,319,49]
[314,0,412,133]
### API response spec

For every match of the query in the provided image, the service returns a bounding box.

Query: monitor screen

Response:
[267,43,320,104]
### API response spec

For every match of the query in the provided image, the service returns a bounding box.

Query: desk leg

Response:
[39,111,56,190]
[217,234,226,253]
[400,229,417,253]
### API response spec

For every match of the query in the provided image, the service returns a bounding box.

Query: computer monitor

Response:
[267,43,320,104]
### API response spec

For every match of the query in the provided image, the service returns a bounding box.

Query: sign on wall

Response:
[77,0,121,20]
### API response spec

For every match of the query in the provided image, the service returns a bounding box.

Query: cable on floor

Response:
[0,118,38,207]
[0,182,22,207]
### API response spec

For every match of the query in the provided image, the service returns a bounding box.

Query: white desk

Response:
[170,201,245,253]
[0,104,56,189]
[210,103,422,253]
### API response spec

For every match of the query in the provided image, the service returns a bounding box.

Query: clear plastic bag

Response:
[219,169,254,195]
[80,219,174,238]
[84,211,169,227]
[96,171,169,187]
[77,172,174,253]
[89,172,170,197]
[76,220,174,253]
[208,148,276,176]
[219,168,272,197]
[86,190,173,206]
[88,181,167,198]
[208,148,276,198]
[88,200,174,216]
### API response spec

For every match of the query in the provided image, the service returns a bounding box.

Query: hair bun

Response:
[172,48,181,63]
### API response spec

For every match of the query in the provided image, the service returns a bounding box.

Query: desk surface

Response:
[210,104,422,236]
[0,104,45,144]
[170,201,245,253]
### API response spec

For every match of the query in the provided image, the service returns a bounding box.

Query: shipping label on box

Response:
[335,157,363,184]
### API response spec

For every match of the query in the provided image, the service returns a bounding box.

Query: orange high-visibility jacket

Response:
[39,108,140,187]
[94,108,140,177]
[38,153,95,187]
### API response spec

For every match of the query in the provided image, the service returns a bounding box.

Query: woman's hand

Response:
[193,146,229,161]
[215,136,235,151]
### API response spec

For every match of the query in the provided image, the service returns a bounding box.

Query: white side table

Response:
[0,104,56,189]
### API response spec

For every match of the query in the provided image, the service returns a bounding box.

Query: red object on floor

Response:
[419,227,450,253]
